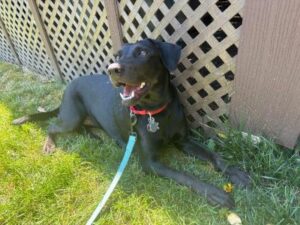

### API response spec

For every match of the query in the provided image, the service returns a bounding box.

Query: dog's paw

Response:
[226,166,251,188]
[206,187,235,209]
[43,136,56,154]
[12,116,29,125]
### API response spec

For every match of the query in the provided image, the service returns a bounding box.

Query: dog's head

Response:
[107,39,181,106]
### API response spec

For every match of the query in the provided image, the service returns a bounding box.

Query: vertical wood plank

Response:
[230,0,300,148]
[27,0,64,82]
[104,0,123,53]
[0,16,21,65]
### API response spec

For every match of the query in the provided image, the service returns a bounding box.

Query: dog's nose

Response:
[107,63,122,75]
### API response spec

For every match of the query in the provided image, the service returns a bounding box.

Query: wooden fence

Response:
[0,0,245,133]
[230,0,300,148]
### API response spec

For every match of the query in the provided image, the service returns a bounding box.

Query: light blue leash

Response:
[86,133,137,225]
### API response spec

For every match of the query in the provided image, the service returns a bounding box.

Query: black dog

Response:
[13,39,249,208]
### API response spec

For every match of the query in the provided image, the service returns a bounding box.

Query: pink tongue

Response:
[124,84,139,96]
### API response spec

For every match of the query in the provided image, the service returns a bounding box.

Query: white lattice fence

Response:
[0,0,55,78]
[36,0,115,81]
[0,22,17,64]
[0,0,245,130]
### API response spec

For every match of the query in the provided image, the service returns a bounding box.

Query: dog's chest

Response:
[134,108,187,144]
[160,112,186,140]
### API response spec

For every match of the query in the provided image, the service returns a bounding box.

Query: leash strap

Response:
[86,133,137,225]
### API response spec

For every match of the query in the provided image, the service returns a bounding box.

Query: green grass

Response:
[0,61,299,225]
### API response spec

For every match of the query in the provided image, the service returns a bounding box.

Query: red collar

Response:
[130,103,168,116]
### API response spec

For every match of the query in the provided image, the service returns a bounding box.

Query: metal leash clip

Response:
[130,110,137,135]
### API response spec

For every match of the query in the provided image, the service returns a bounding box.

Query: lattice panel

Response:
[36,0,114,82]
[0,26,17,64]
[0,1,55,78]
[118,0,244,129]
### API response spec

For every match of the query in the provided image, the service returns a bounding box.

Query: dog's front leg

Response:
[138,140,235,208]
[43,135,56,154]
[179,140,250,187]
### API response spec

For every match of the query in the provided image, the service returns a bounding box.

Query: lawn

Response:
[0,61,299,225]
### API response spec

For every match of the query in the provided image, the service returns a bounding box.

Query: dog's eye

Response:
[137,49,148,57]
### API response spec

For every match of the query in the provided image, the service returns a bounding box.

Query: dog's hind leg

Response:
[178,140,250,187]
[81,117,103,141]
[43,116,83,154]
[43,100,86,154]
[43,122,78,154]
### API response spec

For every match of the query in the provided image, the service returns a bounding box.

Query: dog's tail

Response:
[12,107,59,125]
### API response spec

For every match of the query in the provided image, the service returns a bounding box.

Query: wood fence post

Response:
[0,16,21,65]
[27,0,64,82]
[104,0,123,53]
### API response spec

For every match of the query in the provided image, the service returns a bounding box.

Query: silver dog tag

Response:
[147,114,159,133]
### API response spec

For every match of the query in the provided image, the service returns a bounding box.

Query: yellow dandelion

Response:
[223,183,234,193]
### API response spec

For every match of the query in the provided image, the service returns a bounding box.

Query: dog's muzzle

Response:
[107,62,149,106]
[108,63,122,76]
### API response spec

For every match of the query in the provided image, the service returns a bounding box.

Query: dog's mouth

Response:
[117,81,149,105]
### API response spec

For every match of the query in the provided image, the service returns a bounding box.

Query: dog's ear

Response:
[151,39,181,72]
